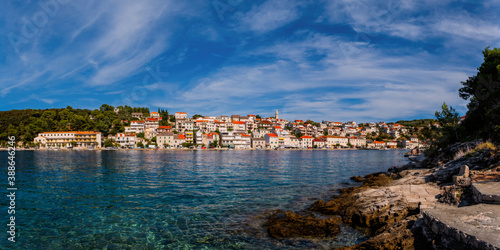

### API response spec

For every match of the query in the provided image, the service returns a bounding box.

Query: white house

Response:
[265,133,279,148]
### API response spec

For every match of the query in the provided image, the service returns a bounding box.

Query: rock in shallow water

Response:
[264,210,341,239]
[350,175,363,182]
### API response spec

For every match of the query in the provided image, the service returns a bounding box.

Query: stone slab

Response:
[472,182,500,204]
[423,204,500,249]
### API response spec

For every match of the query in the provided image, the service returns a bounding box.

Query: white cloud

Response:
[160,32,470,121]
[234,0,305,33]
[323,0,500,44]
[433,18,500,42]
[0,0,201,95]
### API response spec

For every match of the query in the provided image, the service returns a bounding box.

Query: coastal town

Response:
[31,109,433,150]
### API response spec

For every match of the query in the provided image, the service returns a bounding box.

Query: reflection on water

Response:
[2,150,408,249]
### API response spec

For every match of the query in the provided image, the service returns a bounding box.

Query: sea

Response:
[1,150,409,249]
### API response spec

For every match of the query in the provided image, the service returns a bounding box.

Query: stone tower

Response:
[275,109,279,120]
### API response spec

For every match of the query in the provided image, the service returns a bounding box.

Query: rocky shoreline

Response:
[263,141,500,249]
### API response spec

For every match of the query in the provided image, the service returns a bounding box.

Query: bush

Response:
[475,142,496,151]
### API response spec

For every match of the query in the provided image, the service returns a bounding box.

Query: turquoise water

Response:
[2,150,408,249]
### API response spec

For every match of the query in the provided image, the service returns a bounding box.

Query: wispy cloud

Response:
[233,0,306,33]
[155,31,470,121]
[0,0,495,121]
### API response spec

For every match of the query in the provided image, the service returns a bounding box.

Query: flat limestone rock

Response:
[472,182,500,204]
[423,204,500,249]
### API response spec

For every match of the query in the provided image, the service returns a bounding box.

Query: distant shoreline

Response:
[0,147,406,151]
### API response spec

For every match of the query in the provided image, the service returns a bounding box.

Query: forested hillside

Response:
[0,104,152,146]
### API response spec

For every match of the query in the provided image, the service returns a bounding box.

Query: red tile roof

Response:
[300,135,313,139]
[266,133,278,137]
[233,121,245,124]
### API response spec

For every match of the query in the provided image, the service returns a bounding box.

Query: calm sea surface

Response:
[1,150,409,249]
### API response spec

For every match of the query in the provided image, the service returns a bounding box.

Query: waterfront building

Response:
[157,132,175,148]
[171,134,186,148]
[265,133,279,148]
[34,131,102,148]
[386,141,398,149]
[312,137,326,148]
[366,140,375,148]
[323,135,349,147]
[197,132,219,147]
[234,133,251,149]
[115,133,137,147]
[299,135,313,148]
[374,141,386,149]
[220,131,235,148]
[251,137,265,149]
[185,131,194,144]
[348,136,366,148]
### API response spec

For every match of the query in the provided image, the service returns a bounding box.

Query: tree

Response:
[458,47,500,141]
[137,132,145,138]
[435,102,460,141]
[104,139,115,148]
[137,141,144,148]
[192,114,203,119]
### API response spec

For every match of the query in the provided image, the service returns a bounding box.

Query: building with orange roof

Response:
[157,126,172,133]
[145,117,160,129]
[258,120,273,129]
[232,120,246,132]
[34,131,102,148]
[373,141,387,149]
[150,111,160,118]
[115,133,137,147]
[312,137,325,148]
[265,133,279,148]
[175,112,187,120]
[299,135,313,148]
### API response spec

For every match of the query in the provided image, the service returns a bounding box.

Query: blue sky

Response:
[1,0,499,122]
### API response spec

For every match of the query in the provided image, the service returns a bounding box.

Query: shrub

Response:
[475,142,496,151]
